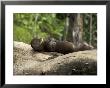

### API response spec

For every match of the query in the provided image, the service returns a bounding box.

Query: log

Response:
[13,41,97,75]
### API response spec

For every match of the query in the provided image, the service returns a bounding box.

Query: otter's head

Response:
[31,38,44,51]
[44,37,57,52]
[79,42,94,51]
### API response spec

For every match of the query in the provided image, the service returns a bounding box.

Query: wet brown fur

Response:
[31,38,93,54]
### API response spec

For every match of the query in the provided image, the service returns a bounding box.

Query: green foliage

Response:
[56,13,67,20]
[82,13,97,48]
[14,25,32,44]
[13,13,65,43]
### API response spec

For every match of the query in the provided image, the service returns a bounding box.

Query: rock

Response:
[13,41,97,75]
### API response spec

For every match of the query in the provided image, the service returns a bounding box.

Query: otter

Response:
[31,38,44,51]
[31,37,94,54]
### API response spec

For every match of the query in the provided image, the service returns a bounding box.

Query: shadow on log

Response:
[13,41,97,75]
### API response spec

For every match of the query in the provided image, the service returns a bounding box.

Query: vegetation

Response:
[13,13,97,48]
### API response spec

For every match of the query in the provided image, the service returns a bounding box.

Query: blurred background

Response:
[13,13,97,48]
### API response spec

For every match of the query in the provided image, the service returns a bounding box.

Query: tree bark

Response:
[63,14,69,41]
[89,14,93,46]
[66,13,83,46]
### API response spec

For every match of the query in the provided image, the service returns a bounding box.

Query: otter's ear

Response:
[40,38,44,44]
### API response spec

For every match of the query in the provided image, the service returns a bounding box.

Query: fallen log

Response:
[13,41,97,75]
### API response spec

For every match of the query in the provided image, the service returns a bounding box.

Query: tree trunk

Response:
[66,13,83,46]
[89,14,93,46]
[63,14,69,41]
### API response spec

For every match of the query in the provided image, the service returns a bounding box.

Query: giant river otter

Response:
[31,37,93,54]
